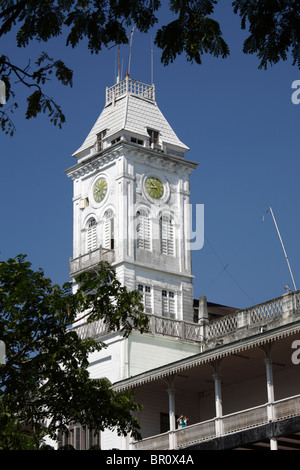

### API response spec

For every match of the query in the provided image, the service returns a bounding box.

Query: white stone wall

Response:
[128,333,200,377]
[87,333,128,382]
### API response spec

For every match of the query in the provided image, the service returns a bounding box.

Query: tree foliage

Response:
[0,254,149,449]
[233,0,300,69]
[1,0,299,134]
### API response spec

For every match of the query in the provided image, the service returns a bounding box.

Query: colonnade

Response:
[165,342,278,450]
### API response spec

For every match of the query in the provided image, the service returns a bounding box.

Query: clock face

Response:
[145,177,164,200]
[93,178,108,203]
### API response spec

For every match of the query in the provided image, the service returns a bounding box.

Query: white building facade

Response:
[64,76,300,451]
[65,76,203,449]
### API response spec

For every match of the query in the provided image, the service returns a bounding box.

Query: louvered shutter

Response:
[103,210,114,249]
[87,218,97,251]
[137,210,150,250]
[162,290,176,318]
[160,214,174,255]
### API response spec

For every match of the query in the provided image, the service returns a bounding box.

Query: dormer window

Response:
[147,128,159,146]
[111,136,121,145]
[96,130,107,152]
[131,137,144,146]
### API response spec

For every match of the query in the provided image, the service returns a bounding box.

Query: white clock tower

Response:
[66,75,200,449]
[67,75,198,323]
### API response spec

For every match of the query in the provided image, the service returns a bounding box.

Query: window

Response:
[87,217,97,252]
[75,427,81,450]
[96,130,107,152]
[137,209,151,250]
[131,137,144,145]
[162,290,176,318]
[147,128,159,145]
[160,214,174,256]
[103,209,114,250]
[58,425,100,450]
[111,136,121,145]
[138,284,152,313]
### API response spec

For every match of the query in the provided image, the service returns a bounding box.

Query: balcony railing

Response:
[72,291,300,344]
[131,395,300,450]
[69,247,115,277]
[106,76,155,105]
[204,291,300,342]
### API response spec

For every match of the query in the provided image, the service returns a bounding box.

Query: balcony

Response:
[109,290,300,451]
[106,76,155,105]
[131,395,300,450]
[73,291,300,347]
[69,247,115,278]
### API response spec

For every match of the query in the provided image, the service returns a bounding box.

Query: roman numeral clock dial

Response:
[145,177,164,200]
[93,177,108,203]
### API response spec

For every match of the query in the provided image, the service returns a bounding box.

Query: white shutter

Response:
[87,218,97,251]
[144,286,152,313]
[162,290,176,318]
[103,210,114,249]
[137,210,151,250]
[169,291,176,319]
[161,214,174,255]
[137,284,152,313]
[103,219,111,249]
[162,290,168,316]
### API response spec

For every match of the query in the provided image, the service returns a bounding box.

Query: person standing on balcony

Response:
[177,415,188,429]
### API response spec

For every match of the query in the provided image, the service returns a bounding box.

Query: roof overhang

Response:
[112,320,300,392]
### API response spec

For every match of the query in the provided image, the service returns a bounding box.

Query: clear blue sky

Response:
[1,2,299,310]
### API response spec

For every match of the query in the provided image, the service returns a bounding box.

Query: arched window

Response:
[87,217,97,252]
[137,209,151,250]
[160,214,174,256]
[103,209,115,250]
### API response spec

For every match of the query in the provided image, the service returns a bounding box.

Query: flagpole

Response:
[268,206,297,291]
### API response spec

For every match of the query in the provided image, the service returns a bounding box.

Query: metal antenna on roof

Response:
[117,44,120,82]
[109,28,134,82]
[128,27,135,75]
[263,206,297,291]
[108,42,120,83]
[151,36,154,85]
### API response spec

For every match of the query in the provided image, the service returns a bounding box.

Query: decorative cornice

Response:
[65,140,198,180]
[65,147,122,180]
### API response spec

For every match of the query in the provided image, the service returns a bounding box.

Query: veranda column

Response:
[166,374,177,450]
[212,360,223,437]
[263,344,278,450]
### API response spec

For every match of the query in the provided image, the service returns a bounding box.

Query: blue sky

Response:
[1,2,299,310]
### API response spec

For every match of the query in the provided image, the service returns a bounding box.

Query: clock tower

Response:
[66,75,198,323]
[65,75,202,449]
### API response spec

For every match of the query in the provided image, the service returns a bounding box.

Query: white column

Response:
[166,375,177,450]
[263,345,278,450]
[212,361,223,437]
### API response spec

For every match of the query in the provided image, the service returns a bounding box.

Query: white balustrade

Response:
[106,77,155,105]
[69,246,115,277]
[73,291,299,345]
[132,395,300,450]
